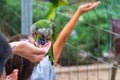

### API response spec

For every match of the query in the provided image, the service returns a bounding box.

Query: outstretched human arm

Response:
[53,1,100,65]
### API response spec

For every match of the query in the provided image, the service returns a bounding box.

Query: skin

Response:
[0,68,18,80]
[5,69,18,80]
[0,69,18,80]
[10,38,51,64]
[53,1,101,65]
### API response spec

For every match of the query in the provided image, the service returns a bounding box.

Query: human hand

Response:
[78,1,100,14]
[5,69,18,80]
[10,39,51,64]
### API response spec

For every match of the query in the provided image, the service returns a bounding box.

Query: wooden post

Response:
[111,19,120,80]
[111,64,117,80]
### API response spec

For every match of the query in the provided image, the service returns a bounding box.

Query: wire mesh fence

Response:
[1,0,120,80]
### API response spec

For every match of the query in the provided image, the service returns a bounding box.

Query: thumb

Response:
[33,41,51,54]
[84,1,101,12]
[42,41,52,53]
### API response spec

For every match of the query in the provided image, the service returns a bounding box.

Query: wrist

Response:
[78,7,83,15]
[78,6,84,15]
[9,42,16,48]
[9,42,19,54]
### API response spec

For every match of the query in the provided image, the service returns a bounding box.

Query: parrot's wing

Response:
[46,0,69,20]
[58,0,69,6]
[46,5,57,21]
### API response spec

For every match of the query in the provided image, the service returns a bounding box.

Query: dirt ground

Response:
[54,64,120,80]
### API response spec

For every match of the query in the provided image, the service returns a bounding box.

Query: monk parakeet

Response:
[46,0,69,20]
[30,20,56,65]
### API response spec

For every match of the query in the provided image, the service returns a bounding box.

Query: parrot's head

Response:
[30,20,56,45]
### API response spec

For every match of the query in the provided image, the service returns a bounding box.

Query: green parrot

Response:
[30,20,56,65]
[46,0,69,20]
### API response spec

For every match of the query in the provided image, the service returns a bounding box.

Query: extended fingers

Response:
[30,41,51,63]
[33,54,45,64]
[34,41,51,54]
[84,1,101,11]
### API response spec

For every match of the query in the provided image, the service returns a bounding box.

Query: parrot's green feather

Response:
[58,0,69,6]
[34,20,53,28]
[46,6,56,21]
[46,0,69,20]
[48,0,69,6]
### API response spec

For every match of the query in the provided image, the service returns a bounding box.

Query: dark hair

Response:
[5,34,34,80]
[0,33,12,76]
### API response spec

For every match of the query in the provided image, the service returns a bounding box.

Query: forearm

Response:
[56,8,82,42]
[53,8,83,64]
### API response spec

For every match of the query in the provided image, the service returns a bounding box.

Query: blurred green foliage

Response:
[0,0,21,36]
[0,0,120,65]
